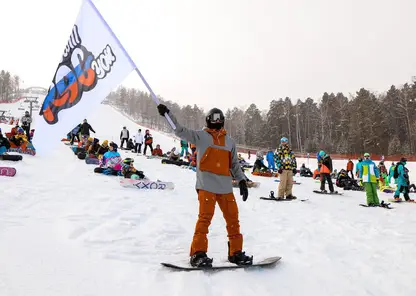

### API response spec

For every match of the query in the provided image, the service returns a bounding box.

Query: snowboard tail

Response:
[120,179,175,190]
[0,167,16,177]
[161,256,281,271]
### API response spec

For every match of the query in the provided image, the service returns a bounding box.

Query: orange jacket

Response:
[347,161,354,171]
[152,148,163,156]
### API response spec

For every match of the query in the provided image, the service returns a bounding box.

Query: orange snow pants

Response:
[190,189,243,256]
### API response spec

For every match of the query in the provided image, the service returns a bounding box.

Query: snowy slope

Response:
[1,104,416,296]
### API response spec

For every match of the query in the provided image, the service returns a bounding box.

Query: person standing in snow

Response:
[180,139,189,157]
[80,119,95,140]
[393,158,414,202]
[120,126,130,149]
[157,104,252,268]
[317,150,335,193]
[359,153,381,206]
[266,149,276,171]
[346,159,354,179]
[134,129,144,154]
[275,137,297,199]
[143,129,153,155]
[21,111,32,138]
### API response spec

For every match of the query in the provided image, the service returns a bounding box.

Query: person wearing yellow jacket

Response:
[157,104,252,268]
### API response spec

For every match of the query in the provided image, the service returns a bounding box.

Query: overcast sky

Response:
[1,0,415,111]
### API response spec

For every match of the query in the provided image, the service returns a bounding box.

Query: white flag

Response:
[33,0,135,154]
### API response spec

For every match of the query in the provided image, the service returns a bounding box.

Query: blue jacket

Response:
[266,151,274,164]
[355,161,363,174]
[101,151,122,170]
[396,162,409,187]
[359,159,380,183]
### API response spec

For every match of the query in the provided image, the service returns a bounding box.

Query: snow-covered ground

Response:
[1,104,416,296]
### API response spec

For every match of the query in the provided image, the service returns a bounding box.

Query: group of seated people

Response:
[0,125,36,154]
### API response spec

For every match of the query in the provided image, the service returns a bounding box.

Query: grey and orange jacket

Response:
[170,113,245,194]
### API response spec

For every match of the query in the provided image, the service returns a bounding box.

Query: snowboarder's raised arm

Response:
[157,104,201,145]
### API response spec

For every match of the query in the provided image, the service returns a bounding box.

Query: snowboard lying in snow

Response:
[274,179,301,185]
[85,157,100,165]
[260,197,308,202]
[0,167,16,177]
[313,190,343,195]
[120,178,175,190]
[161,256,281,271]
[0,154,23,161]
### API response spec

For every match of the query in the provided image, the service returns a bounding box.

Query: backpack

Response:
[393,163,401,179]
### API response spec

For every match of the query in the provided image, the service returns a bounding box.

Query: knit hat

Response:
[110,142,118,151]
[102,140,108,146]
[364,152,370,157]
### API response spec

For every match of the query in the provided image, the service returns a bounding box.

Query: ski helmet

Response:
[123,158,134,165]
[280,137,288,144]
[205,108,225,130]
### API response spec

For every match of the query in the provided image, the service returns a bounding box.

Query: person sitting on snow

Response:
[266,149,276,171]
[96,140,109,159]
[121,158,146,180]
[252,151,269,173]
[94,142,122,176]
[300,163,313,177]
[336,169,363,191]
[127,138,135,151]
[0,128,11,155]
[9,127,27,147]
[152,144,163,156]
[169,149,181,161]
[88,138,101,156]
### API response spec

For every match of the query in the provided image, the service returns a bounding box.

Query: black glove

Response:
[278,168,283,174]
[239,179,248,201]
[293,168,297,175]
[157,104,170,116]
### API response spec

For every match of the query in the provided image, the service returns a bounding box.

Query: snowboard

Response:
[181,165,197,172]
[260,197,308,202]
[232,180,260,188]
[388,199,415,203]
[0,167,16,177]
[161,256,281,271]
[359,203,393,209]
[7,147,36,156]
[120,178,175,190]
[85,157,100,165]
[313,190,342,195]
[274,180,301,185]
[0,154,23,161]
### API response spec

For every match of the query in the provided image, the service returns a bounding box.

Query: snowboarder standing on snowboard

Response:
[317,150,335,193]
[359,153,381,206]
[157,104,252,267]
[120,126,130,149]
[393,158,414,202]
[275,137,297,199]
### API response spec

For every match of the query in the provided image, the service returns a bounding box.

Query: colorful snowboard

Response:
[161,256,281,271]
[85,157,100,165]
[0,167,16,177]
[120,178,175,190]
[274,179,301,185]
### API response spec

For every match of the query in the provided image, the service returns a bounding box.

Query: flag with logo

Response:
[33,0,136,154]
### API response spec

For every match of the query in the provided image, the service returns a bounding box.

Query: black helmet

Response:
[123,158,134,164]
[205,108,225,130]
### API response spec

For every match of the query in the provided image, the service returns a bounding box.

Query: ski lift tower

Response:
[23,96,40,117]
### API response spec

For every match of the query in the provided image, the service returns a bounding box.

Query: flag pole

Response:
[88,0,176,130]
